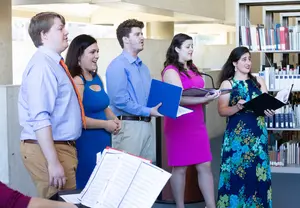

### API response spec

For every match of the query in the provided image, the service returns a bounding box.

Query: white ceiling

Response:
[13,3,221,23]
[12,3,236,34]
[13,3,100,18]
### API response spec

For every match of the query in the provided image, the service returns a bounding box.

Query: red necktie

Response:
[60,59,87,129]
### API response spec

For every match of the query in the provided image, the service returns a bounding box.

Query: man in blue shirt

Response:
[106,19,161,160]
[18,12,83,198]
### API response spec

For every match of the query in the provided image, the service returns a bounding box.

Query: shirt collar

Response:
[122,50,142,65]
[38,46,63,64]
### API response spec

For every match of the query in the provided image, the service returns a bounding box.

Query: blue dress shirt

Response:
[106,51,152,117]
[18,46,82,141]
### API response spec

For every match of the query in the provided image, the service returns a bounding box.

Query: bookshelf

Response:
[237,2,300,63]
[237,0,300,173]
[267,128,300,131]
[271,164,300,173]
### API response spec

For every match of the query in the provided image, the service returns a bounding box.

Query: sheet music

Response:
[80,149,108,198]
[96,152,102,164]
[176,106,193,117]
[94,154,142,208]
[118,162,171,208]
[275,85,293,103]
[60,194,81,204]
[80,153,122,207]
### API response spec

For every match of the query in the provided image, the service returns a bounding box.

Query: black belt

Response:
[117,116,151,122]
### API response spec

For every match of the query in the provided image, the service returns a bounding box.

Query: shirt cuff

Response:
[33,119,51,131]
[141,107,151,117]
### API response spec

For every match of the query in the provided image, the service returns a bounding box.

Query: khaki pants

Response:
[112,120,154,160]
[20,142,77,198]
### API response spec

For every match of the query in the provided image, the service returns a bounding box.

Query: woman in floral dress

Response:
[216,46,274,208]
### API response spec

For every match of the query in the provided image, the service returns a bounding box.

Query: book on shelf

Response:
[239,23,300,52]
[265,104,295,129]
[265,90,300,130]
[65,148,171,208]
[258,64,300,91]
[269,140,300,167]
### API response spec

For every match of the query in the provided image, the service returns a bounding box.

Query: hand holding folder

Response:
[182,87,232,97]
[147,79,193,119]
[243,85,293,116]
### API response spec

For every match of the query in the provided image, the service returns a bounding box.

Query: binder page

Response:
[80,153,122,207]
[59,194,81,204]
[275,84,293,103]
[176,106,193,117]
[119,162,171,208]
[94,154,142,208]
[80,149,113,198]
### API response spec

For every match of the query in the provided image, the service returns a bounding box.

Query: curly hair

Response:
[163,33,201,78]
[116,19,144,48]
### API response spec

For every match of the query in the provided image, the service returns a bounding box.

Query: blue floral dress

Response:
[217,78,272,208]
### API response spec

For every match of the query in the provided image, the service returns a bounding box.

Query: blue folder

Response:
[147,79,182,119]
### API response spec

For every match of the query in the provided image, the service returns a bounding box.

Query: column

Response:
[227,31,236,45]
[146,22,174,39]
[0,0,12,84]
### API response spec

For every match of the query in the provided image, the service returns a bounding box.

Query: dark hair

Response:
[28,12,65,48]
[218,46,260,88]
[65,34,98,81]
[163,33,201,78]
[116,19,144,48]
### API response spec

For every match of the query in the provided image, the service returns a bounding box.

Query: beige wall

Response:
[0,0,13,84]
[123,0,225,21]
[225,0,236,24]
[204,70,226,139]
[0,86,37,196]
[12,9,90,23]
[12,0,90,5]
[12,38,171,85]
[146,22,174,40]
[13,0,226,21]
[13,38,236,85]
[193,44,235,70]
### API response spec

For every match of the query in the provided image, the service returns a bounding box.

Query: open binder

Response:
[78,148,171,208]
[243,84,293,116]
[182,87,232,97]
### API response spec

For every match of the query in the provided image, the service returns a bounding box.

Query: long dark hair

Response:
[218,46,260,88]
[163,33,201,78]
[65,34,98,81]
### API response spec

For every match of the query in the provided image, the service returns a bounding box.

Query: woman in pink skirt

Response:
[162,33,219,208]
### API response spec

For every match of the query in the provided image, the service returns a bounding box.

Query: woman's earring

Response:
[234,67,237,71]
[78,62,81,66]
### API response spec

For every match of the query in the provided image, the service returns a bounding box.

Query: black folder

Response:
[182,88,232,97]
[243,93,286,116]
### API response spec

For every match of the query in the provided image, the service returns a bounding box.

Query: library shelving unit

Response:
[237,0,300,174]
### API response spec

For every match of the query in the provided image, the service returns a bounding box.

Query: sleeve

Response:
[26,63,58,131]
[106,61,151,116]
[0,182,31,208]
[162,65,179,77]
